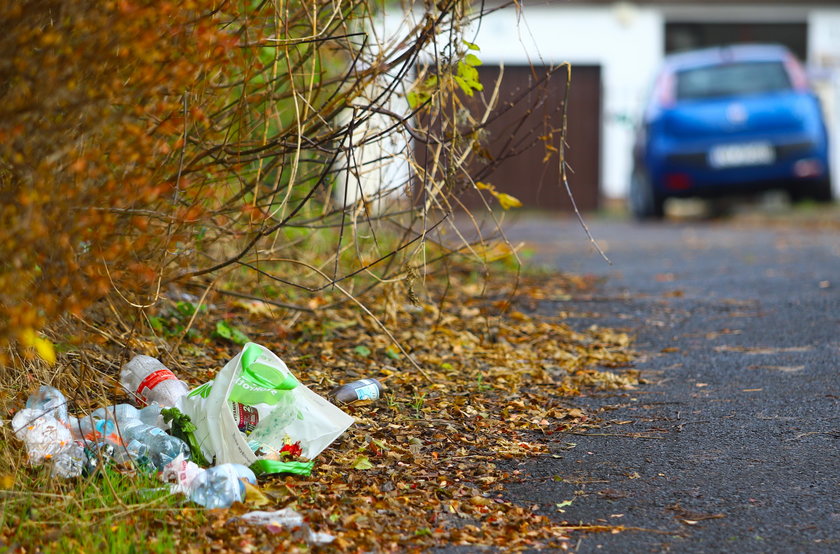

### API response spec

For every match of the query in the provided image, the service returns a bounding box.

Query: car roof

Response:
[663,44,792,72]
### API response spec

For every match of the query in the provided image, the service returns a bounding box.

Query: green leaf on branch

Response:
[462,39,480,51]
[464,53,482,67]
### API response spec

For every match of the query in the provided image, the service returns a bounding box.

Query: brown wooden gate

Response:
[457,64,603,212]
[413,64,602,212]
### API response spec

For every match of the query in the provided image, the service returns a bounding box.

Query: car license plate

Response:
[708,142,775,169]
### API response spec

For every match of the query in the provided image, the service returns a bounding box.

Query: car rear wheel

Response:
[629,170,665,220]
[789,177,834,204]
[811,177,834,203]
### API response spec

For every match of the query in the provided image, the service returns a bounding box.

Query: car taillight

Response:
[793,158,824,178]
[665,173,692,191]
[784,54,809,92]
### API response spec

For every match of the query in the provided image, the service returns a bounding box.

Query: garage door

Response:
[469,65,601,212]
[414,64,602,212]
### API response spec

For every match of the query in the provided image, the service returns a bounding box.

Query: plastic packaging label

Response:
[355,382,380,401]
[231,402,259,435]
[136,368,178,402]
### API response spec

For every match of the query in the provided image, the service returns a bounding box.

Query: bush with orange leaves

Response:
[0,0,533,366]
[0,1,243,362]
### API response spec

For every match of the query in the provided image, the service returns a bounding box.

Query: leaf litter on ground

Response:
[1,266,638,552]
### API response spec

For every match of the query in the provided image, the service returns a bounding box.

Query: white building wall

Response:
[808,10,840,197]
[373,3,840,202]
[473,3,663,199]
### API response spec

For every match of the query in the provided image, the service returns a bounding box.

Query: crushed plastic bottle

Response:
[12,408,73,464]
[25,385,69,423]
[12,400,88,478]
[112,418,190,470]
[188,463,256,509]
[331,378,382,404]
[51,441,87,478]
[77,405,189,470]
[120,355,189,407]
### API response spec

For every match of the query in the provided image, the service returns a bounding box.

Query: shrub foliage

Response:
[1,0,558,364]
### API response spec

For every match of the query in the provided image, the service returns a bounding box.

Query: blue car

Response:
[630,44,833,219]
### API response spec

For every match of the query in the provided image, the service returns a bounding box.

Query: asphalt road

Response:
[499,209,840,553]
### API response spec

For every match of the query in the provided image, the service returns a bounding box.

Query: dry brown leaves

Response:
[4,268,637,551]
[137,269,637,551]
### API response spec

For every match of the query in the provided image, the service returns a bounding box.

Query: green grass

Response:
[0,440,201,553]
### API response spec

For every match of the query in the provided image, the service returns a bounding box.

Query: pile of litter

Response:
[11,342,360,544]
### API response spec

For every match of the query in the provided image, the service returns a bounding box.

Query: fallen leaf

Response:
[352,455,374,470]
[214,320,250,345]
[243,482,272,507]
[353,344,371,357]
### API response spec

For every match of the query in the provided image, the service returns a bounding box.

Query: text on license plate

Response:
[708,142,775,169]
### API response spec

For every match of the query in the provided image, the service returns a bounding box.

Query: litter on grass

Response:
[11,343,353,514]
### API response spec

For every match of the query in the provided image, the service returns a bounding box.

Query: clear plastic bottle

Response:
[91,403,168,430]
[138,403,167,429]
[120,355,189,407]
[331,378,382,403]
[78,415,113,440]
[66,416,83,441]
[92,404,138,422]
[114,418,190,470]
[25,385,69,423]
[188,464,256,509]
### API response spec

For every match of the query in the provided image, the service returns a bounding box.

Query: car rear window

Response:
[675,61,791,101]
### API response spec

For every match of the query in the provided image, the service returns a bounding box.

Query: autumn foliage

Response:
[0,0,239,357]
[0,0,546,365]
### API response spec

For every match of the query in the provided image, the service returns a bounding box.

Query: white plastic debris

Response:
[12,408,73,464]
[161,454,204,494]
[232,508,336,545]
[12,407,84,478]
[237,508,304,528]
[160,456,257,509]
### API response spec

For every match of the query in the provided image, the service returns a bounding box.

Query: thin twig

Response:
[557,63,611,265]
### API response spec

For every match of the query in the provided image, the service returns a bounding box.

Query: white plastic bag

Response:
[180,343,353,471]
